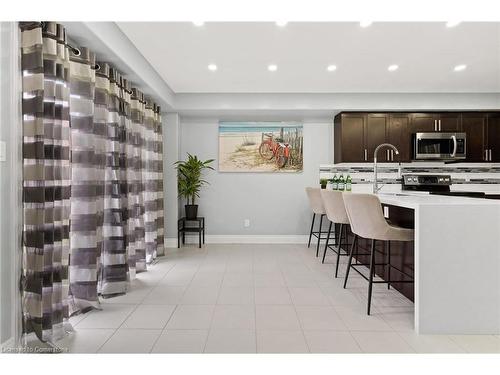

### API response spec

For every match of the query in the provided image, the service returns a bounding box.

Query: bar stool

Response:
[320,190,350,278]
[342,193,414,315]
[305,187,329,257]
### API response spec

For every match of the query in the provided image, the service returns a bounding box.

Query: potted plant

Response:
[175,153,215,219]
[320,178,328,189]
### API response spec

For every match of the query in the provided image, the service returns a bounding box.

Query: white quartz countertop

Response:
[376,191,500,209]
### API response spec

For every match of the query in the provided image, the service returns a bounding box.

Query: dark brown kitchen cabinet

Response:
[409,113,461,133]
[365,114,388,162]
[438,113,461,132]
[334,111,500,163]
[334,113,366,162]
[409,113,436,133]
[487,113,500,162]
[387,114,410,162]
[462,113,487,162]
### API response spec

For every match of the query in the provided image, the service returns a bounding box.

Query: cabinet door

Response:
[340,114,366,162]
[388,114,410,162]
[462,114,487,162]
[410,113,437,133]
[365,114,388,162]
[487,114,500,162]
[438,113,461,132]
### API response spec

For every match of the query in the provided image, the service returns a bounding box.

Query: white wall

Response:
[0,22,21,347]
[163,113,180,242]
[177,117,333,237]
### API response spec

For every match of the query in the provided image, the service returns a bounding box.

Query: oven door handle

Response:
[450,135,457,157]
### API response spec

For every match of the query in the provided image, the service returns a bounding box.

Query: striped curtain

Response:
[130,88,147,272]
[155,106,165,256]
[68,47,100,314]
[20,22,72,342]
[20,22,164,342]
[97,66,129,296]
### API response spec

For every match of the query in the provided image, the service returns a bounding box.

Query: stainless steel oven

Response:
[413,132,466,160]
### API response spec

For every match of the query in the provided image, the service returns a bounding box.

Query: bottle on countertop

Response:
[338,174,345,191]
[345,174,352,192]
[326,179,333,190]
[332,174,338,190]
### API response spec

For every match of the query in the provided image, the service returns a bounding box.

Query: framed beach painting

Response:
[218,121,303,172]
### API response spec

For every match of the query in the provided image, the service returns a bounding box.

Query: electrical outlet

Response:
[244,219,250,227]
[383,206,389,218]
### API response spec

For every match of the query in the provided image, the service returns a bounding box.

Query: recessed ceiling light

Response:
[446,21,461,28]
[193,21,205,27]
[454,64,467,72]
[268,64,278,72]
[208,64,217,71]
[327,65,337,72]
[276,21,288,27]
[387,64,399,72]
[360,21,373,28]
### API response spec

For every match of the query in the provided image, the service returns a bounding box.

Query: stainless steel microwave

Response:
[413,132,466,160]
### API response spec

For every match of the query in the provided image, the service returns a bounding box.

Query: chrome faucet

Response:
[373,143,399,193]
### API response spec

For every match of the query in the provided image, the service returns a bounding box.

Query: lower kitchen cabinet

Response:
[344,205,415,302]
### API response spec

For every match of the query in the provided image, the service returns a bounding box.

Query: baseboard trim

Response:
[166,235,308,246]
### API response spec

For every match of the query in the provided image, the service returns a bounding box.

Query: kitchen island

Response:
[375,192,500,334]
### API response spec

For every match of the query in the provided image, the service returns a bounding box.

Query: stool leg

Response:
[387,241,391,290]
[308,213,316,248]
[316,214,323,257]
[334,224,344,278]
[343,234,357,289]
[367,239,376,315]
[322,221,332,264]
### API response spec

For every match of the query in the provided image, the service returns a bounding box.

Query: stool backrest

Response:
[305,187,326,215]
[320,190,349,224]
[342,193,389,239]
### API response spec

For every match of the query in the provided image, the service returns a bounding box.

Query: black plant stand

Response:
[178,217,205,248]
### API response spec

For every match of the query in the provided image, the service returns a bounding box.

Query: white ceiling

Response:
[118,22,500,94]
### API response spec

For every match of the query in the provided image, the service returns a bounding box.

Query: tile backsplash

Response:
[319,163,500,185]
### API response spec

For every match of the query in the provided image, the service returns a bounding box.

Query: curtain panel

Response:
[20,22,164,343]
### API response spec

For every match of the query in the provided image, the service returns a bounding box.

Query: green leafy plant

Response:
[175,153,215,205]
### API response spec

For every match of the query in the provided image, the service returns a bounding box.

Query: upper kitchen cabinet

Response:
[365,114,388,162]
[334,112,411,163]
[334,113,366,162]
[462,113,487,162]
[387,114,410,162]
[334,111,499,163]
[409,113,461,133]
[437,113,461,131]
[409,113,437,133]
[486,113,500,162]
[461,113,500,162]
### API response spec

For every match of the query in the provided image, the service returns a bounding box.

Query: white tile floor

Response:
[60,243,500,353]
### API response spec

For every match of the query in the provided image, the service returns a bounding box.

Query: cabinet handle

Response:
[364,149,367,161]
[434,120,437,131]
[485,149,488,161]
[439,120,442,131]
[489,149,492,161]
[391,149,394,161]
[386,149,390,161]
